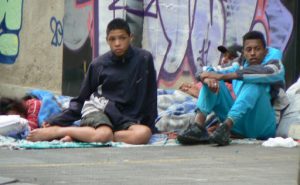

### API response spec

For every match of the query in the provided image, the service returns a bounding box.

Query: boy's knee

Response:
[93,126,113,142]
[130,125,152,143]
[138,125,152,137]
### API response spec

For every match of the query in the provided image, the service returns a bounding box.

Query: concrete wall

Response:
[0,0,299,98]
[0,0,64,97]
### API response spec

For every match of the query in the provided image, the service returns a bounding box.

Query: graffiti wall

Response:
[63,0,298,96]
[0,0,64,97]
[143,0,293,87]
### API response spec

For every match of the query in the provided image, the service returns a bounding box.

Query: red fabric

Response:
[225,82,236,99]
[25,99,41,130]
[195,82,202,89]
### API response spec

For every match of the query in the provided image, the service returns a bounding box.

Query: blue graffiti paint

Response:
[109,0,153,17]
[50,16,63,46]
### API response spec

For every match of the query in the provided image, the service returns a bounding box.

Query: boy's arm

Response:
[200,60,285,85]
[144,53,158,131]
[199,71,238,81]
[236,60,285,84]
[208,61,241,74]
[47,62,100,126]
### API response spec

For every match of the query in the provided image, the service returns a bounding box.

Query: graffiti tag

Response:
[50,16,63,47]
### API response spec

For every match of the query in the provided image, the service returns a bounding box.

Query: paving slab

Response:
[0,176,18,184]
[0,144,299,185]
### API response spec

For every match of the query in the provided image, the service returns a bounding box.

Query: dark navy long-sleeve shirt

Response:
[47,46,158,132]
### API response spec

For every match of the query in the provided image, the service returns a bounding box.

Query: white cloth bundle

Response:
[0,115,29,138]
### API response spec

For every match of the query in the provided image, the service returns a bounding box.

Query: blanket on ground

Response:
[0,134,179,150]
[0,134,272,150]
[156,89,197,132]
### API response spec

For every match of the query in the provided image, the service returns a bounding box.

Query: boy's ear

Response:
[264,48,268,57]
[130,34,133,42]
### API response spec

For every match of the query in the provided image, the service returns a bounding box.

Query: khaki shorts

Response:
[80,111,112,128]
[114,122,139,131]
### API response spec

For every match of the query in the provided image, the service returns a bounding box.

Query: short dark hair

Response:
[106,18,131,36]
[243,30,266,48]
[0,97,27,116]
[218,44,242,58]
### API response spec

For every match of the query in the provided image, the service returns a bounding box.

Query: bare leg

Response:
[27,125,113,143]
[207,124,218,135]
[195,112,206,126]
[223,118,233,128]
[27,126,62,141]
[113,124,152,144]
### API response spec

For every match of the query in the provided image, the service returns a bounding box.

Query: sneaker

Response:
[210,123,231,146]
[177,123,209,145]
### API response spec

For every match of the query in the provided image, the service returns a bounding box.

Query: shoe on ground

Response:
[210,123,231,146]
[177,123,209,145]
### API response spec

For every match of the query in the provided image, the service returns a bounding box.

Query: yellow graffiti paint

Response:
[0,0,23,63]
[0,0,22,30]
[0,33,18,55]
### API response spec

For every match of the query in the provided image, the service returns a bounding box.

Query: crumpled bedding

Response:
[29,89,71,127]
[156,89,197,133]
[276,77,300,139]
[0,115,29,139]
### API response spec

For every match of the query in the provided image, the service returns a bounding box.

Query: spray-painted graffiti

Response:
[0,0,23,64]
[63,0,293,94]
[50,16,63,47]
[62,0,94,96]
[142,0,293,86]
[97,0,293,86]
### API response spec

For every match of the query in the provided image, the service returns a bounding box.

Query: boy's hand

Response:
[41,122,51,128]
[203,78,219,93]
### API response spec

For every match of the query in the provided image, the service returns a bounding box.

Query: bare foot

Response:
[60,135,73,142]
[179,82,192,92]
[179,83,200,98]
[26,127,61,142]
[207,125,218,135]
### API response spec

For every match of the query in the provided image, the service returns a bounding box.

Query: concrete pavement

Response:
[0,143,299,185]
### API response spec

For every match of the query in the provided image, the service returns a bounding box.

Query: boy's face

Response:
[243,39,267,65]
[221,52,236,65]
[106,29,132,57]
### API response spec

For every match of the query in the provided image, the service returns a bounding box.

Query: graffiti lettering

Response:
[50,16,63,47]
[63,0,294,90]
[0,0,23,64]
